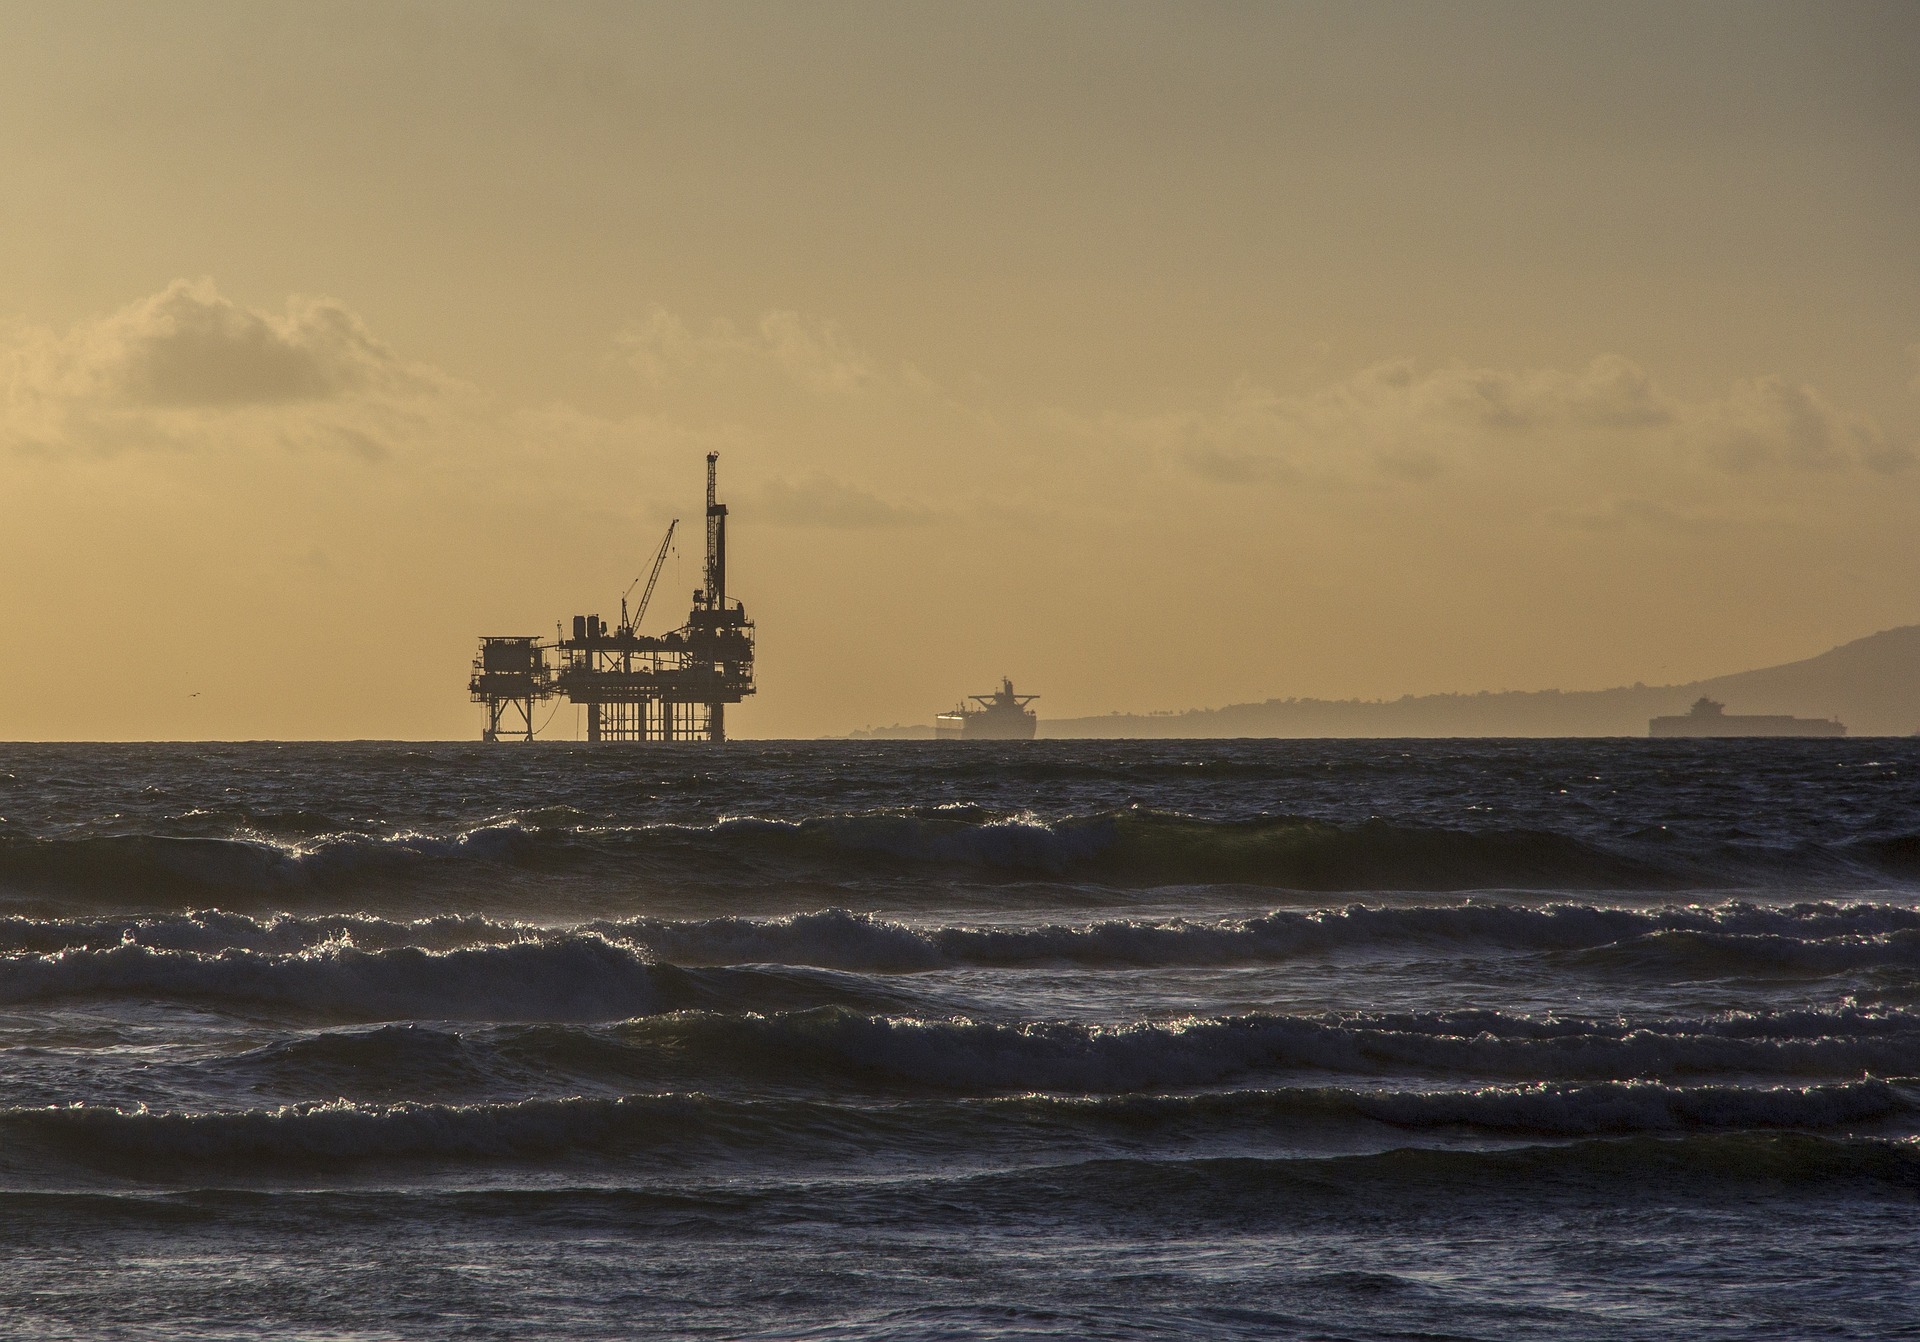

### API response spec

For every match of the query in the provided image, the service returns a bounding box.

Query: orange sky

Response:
[1,2,1916,739]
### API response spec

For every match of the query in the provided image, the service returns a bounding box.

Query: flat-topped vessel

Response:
[1649,696,1845,738]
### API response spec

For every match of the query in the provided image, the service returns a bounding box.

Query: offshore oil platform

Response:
[468,453,755,742]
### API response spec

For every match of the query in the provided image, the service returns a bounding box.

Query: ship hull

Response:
[1650,715,1845,737]
[935,711,1037,740]
[963,713,1037,741]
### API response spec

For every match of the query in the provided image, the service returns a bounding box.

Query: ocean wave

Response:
[181,1005,1920,1108]
[10,901,1920,969]
[8,809,1919,905]
[681,809,1694,889]
[588,902,1920,971]
[1041,1078,1917,1135]
[493,1005,1920,1094]
[5,1080,1909,1173]
[0,826,580,905]
[765,1009,1920,1091]
[0,809,1729,900]
[0,909,526,956]
[1575,928,1920,976]
[0,938,903,1023]
[7,1139,1913,1226]
[961,1135,1920,1213]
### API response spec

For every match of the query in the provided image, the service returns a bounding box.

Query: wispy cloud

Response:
[754,473,936,529]
[1544,496,1734,534]
[619,306,929,399]
[1056,355,1907,488]
[1694,375,1911,474]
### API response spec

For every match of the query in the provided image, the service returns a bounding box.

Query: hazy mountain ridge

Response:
[1025,626,1920,739]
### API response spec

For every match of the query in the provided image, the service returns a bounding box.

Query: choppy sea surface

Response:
[1,738,1917,1340]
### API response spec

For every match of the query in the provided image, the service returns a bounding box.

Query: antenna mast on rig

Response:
[704,451,726,610]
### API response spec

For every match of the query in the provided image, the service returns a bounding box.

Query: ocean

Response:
[0,738,1915,1339]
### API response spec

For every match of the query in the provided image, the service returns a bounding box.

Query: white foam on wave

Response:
[0,909,523,956]
[1035,1078,1914,1134]
[1341,1077,1910,1132]
[698,1006,1920,1091]
[6,1093,681,1159]
[8,806,1914,897]
[589,902,1920,972]
[0,937,668,1021]
[7,901,1920,977]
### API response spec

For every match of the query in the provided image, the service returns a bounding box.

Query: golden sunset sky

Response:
[2,2,1916,739]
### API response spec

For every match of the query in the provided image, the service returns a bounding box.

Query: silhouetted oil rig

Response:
[469,453,755,742]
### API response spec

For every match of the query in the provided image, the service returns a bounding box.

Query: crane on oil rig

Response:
[618,519,678,637]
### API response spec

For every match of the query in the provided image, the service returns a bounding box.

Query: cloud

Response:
[1179,443,1298,485]
[756,311,885,396]
[611,305,996,481]
[15,279,412,409]
[1299,355,1676,436]
[1062,354,1903,489]
[1057,356,1683,488]
[754,473,935,528]
[101,279,407,407]
[1550,355,1677,429]
[0,280,443,459]
[1374,447,1446,482]
[1545,496,1722,534]
[1689,376,1912,474]
[621,307,895,397]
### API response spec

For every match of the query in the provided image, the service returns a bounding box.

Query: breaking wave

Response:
[0,909,527,956]
[8,901,1920,973]
[242,1005,1913,1098]
[0,939,904,1022]
[13,808,1917,902]
[593,1006,1920,1093]
[589,902,1920,971]
[0,828,566,901]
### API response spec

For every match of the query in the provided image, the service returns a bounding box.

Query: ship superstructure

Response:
[935,678,1039,740]
[469,453,755,742]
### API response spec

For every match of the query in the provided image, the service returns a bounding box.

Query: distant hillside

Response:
[1037,626,1920,739]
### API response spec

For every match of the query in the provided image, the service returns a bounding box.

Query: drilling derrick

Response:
[690,449,750,742]
[468,453,756,742]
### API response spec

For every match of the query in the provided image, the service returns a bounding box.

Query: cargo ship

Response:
[1649,697,1845,738]
[935,678,1039,740]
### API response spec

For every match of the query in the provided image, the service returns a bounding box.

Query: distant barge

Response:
[1649,697,1845,738]
[936,678,1039,740]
